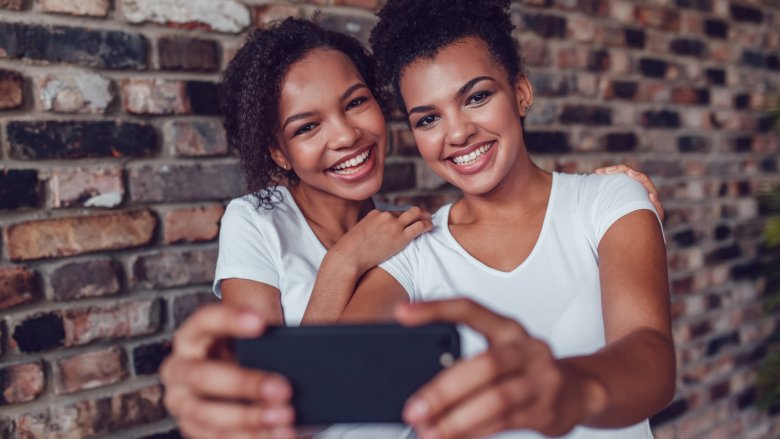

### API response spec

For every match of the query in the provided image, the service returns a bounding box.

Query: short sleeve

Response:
[591,174,661,245]
[378,243,419,302]
[213,199,280,298]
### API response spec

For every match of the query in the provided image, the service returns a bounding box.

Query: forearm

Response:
[562,327,675,428]
[302,250,363,324]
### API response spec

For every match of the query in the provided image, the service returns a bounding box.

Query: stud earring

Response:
[525,105,532,112]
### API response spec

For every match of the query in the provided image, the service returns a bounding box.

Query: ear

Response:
[513,75,534,118]
[269,145,291,171]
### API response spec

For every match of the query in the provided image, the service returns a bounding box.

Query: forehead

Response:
[399,37,506,102]
[279,48,364,111]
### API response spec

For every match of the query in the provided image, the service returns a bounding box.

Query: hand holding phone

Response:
[235,323,460,425]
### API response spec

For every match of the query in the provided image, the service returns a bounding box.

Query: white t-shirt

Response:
[213,185,414,438]
[380,173,660,439]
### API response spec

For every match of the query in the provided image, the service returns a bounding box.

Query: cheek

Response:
[412,133,441,162]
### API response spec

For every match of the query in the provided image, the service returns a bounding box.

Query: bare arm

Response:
[302,208,430,324]
[221,278,285,325]
[339,267,411,323]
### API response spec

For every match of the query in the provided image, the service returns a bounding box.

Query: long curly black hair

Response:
[370,0,524,113]
[220,18,384,209]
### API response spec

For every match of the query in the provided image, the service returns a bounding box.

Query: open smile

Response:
[451,141,495,166]
[330,148,372,175]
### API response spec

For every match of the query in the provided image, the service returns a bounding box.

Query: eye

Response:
[293,123,317,137]
[346,96,368,111]
[467,91,492,105]
[414,114,440,128]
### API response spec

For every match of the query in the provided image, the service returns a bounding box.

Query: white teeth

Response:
[452,142,494,165]
[332,150,371,174]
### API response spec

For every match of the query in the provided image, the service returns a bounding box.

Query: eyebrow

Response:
[407,76,495,115]
[281,83,368,129]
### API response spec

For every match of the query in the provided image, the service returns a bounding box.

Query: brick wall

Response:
[0,0,778,437]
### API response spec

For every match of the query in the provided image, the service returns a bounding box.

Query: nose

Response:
[444,112,476,147]
[328,114,361,150]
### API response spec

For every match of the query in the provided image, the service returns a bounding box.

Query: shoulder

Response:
[556,172,647,205]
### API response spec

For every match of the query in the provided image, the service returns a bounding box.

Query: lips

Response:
[450,141,495,166]
[326,145,379,181]
[331,148,371,174]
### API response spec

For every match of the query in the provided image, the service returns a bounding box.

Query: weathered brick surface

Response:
[5,211,156,260]
[7,121,157,159]
[45,166,124,208]
[128,162,243,202]
[0,265,38,310]
[165,120,228,157]
[0,0,25,10]
[133,340,171,375]
[132,248,217,288]
[49,258,120,300]
[0,69,24,110]
[53,347,127,394]
[158,37,219,71]
[16,385,165,438]
[252,3,301,28]
[39,0,110,16]
[62,299,162,346]
[120,0,251,33]
[120,78,189,115]
[10,312,65,353]
[0,169,39,210]
[36,72,113,114]
[163,205,224,244]
[0,362,44,405]
[172,292,217,327]
[0,23,148,69]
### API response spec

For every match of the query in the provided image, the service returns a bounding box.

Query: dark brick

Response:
[731,260,762,280]
[733,136,752,152]
[7,121,157,160]
[185,81,220,116]
[587,50,609,72]
[642,110,680,128]
[173,292,217,327]
[741,50,764,68]
[761,157,778,172]
[609,81,638,99]
[706,332,739,356]
[12,313,65,353]
[758,116,776,132]
[675,0,711,11]
[624,28,645,49]
[0,170,39,210]
[0,417,13,439]
[669,38,707,57]
[0,22,147,69]
[50,259,121,301]
[604,133,637,152]
[0,69,24,110]
[650,399,688,426]
[678,136,709,153]
[158,37,219,72]
[737,386,757,410]
[710,381,730,400]
[714,224,731,240]
[705,68,726,85]
[133,341,172,375]
[734,94,750,109]
[559,105,611,125]
[706,244,742,264]
[129,162,241,202]
[530,73,572,97]
[767,55,780,71]
[707,294,721,309]
[704,19,728,38]
[639,58,668,78]
[673,230,697,247]
[523,13,567,38]
[381,162,416,192]
[525,131,571,153]
[689,320,710,338]
[140,430,183,439]
[736,180,751,196]
[730,4,763,23]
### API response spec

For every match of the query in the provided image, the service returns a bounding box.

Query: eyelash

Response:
[293,123,317,137]
[292,97,370,137]
[467,90,492,105]
[346,96,368,110]
[414,90,494,128]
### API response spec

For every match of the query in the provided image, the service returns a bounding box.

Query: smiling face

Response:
[272,48,387,202]
[400,37,533,196]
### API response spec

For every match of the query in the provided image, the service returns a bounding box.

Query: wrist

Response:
[560,359,609,425]
[323,247,365,277]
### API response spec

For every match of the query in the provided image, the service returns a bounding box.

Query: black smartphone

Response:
[235,323,461,425]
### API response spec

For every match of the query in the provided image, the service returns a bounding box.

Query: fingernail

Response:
[405,398,430,422]
[262,407,292,424]
[240,312,263,329]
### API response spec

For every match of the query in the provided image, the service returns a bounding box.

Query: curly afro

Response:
[220,18,384,209]
[370,0,524,112]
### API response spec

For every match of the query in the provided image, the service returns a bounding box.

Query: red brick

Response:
[53,347,127,394]
[39,0,109,16]
[49,258,120,300]
[0,265,38,310]
[333,0,380,9]
[16,384,165,438]
[252,3,301,28]
[173,292,217,327]
[0,69,23,110]
[5,211,156,261]
[166,120,228,157]
[158,37,219,72]
[163,205,224,244]
[128,162,242,203]
[635,6,680,31]
[62,299,162,346]
[45,166,124,208]
[0,0,25,10]
[0,362,44,405]
[132,248,217,288]
[119,79,190,115]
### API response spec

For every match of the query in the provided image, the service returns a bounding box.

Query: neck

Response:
[454,151,552,224]
[288,183,374,246]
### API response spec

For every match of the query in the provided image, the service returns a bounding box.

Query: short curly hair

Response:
[370,0,523,113]
[220,18,384,209]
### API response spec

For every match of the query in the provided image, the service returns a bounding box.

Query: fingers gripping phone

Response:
[235,323,461,425]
